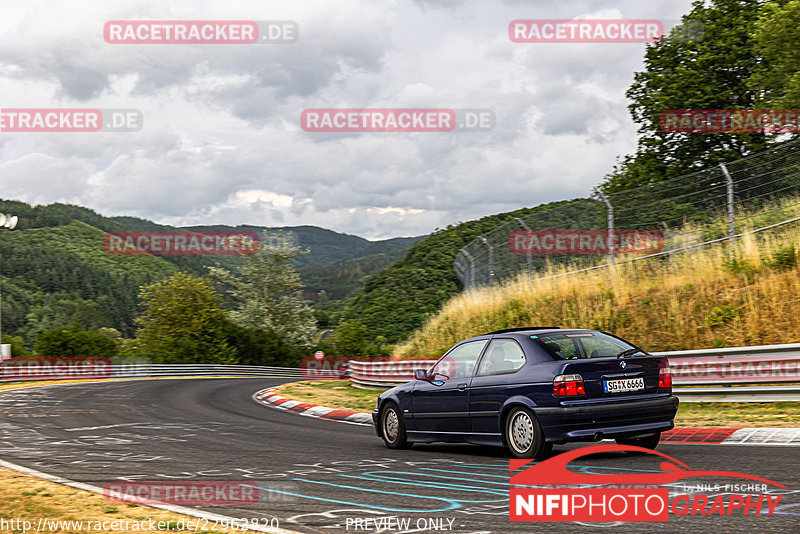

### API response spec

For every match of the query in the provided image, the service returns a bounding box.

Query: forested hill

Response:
[1,200,420,265]
[336,198,592,348]
[182,224,420,266]
[1,220,179,341]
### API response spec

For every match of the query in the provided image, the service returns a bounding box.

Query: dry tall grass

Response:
[394,219,800,359]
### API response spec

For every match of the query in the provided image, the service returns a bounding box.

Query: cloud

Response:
[0,0,695,239]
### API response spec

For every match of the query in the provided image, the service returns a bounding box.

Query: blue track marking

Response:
[253,459,671,514]
[337,472,508,496]
[252,479,463,513]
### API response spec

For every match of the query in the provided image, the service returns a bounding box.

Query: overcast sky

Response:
[0,0,695,239]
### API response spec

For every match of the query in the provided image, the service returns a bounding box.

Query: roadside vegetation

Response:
[0,467,239,534]
[278,380,383,412]
[394,211,800,357]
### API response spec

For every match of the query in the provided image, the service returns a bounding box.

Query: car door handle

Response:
[457,383,467,391]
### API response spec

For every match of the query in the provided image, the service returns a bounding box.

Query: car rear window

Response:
[531,331,642,360]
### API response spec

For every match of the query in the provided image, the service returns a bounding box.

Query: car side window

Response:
[429,340,488,380]
[476,339,525,376]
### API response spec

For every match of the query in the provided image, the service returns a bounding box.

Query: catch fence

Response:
[455,140,800,289]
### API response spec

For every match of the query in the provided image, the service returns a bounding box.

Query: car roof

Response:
[484,327,561,335]
[462,327,596,341]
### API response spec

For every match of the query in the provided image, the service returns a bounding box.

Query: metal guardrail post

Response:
[477,236,494,287]
[461,249,476,290]
[720,162,735,260]
[454,257,467,288]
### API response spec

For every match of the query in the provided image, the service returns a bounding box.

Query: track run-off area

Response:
[1,378,799,533]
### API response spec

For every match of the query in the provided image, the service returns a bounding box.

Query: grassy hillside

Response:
[339,199,595,344]
[394,215,800,358]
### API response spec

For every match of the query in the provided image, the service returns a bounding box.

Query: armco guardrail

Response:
[347,343,800,401]
[0,363,341,381]
[346,360,430,388]
[654,343,800,385]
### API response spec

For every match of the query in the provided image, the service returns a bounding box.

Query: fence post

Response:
[478,236,494,287]
[719,162,735,261]
[461,249,476,290]
[454,257,467,289]
[514,217,533,275]
[597,192,615,272]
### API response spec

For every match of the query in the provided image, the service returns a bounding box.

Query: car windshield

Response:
[531,331,642,360]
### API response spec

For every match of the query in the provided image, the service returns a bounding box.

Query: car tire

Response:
[616,432,660,451]
[380,402,411,449]
[504,406,549,459]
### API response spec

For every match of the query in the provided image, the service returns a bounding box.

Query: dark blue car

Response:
[372,327,678,458]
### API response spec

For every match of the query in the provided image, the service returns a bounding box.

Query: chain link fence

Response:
[455,139,800,289]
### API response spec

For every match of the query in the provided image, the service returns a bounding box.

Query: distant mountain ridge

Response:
[180,223,421,265]
[0,198,423,347]
[0,199,422,264]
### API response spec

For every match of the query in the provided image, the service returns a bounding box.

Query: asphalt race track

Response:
[1,378,798,533]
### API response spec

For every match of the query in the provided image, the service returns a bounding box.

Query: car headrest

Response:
[543,342,563,354]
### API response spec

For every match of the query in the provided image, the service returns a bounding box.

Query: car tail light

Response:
[658,359,672,389]
[553,374,585,396]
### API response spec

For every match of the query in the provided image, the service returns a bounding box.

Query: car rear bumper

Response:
[534,394,679,443]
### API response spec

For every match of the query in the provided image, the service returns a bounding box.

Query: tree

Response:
[135,272,237,364]
[600,0,770,194]
[208,233,317,349]
[223,323,305,367]
[1,334,32,356]
[34,324,118,357]
[331,319,383,357]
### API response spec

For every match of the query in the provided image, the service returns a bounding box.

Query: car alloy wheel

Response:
[505,406,549,459]
[510,411,534,453]
[381,402,411,449]
[384,408,399,442]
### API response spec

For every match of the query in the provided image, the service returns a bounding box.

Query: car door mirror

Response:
[414,369,428,381]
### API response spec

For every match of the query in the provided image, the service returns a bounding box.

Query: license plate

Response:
[603,377,644,393]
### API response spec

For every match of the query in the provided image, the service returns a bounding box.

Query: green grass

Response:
[278,380,386,412]
[676,402,800,427]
